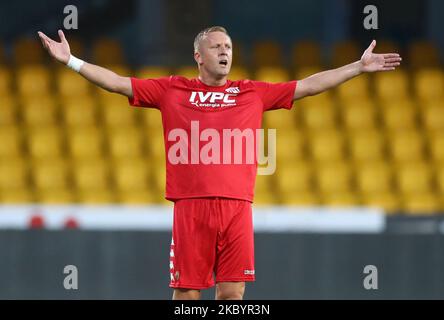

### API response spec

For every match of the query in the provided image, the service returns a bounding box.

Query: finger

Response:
[38,31,54,44]
[381,67,396,71]
[383,53,400,58]
[384,62,401,67]
[58,29,67,43]
[385,57,402,63]
[367,39,376,53]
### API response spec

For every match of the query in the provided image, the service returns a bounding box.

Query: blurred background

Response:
[1,0,444,299]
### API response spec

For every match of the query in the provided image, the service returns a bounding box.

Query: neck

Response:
[198,71,227,87]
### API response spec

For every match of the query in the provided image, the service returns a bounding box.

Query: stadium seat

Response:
[281,191,319,206]
[118,190,155,204]
[356,161,393,194]
[0,98,18,127]
[137,66,171,79]
[68,127,105,159]
[32,158,70,190]
[255,66,289,82]
[309,129,345,162]
[421,101,444,132]
[21,96,58,127]
[263,109,296,128]
[175,66,198,79]
[16,65,51,96]
[141,108,163,130]
[0,188,34,204]
[0,66,12,95]
[414,69,444,102]
[435,166,444,195]
[252,40,283,67]
[0,158,28,190]
[101,98,137,127]
[108,127,144,159]
[331,41,360,67]
[13,38,44,65]
[374,40,400,54]
[145,130,166,160]
[275,129,305,161]
[36,189,75,204]
[61,95,98,128]
[429,132,444,162]
[92,38,125,65]
[349,130,386,162]
[301,103,337,130]
[336,74,371,101]
[402,193,440,214]
[362,193,400,213]
[73,158,110,191]
[374,70,409,100]
[322,192,359,207]
[396,162,433,195]
[0,125,23,159]
[292,40,322,68]
[388,130,425,163]
[380,99,417,130]
[113,158,150,192]
[315,161,352,194]
[409,41,441,69]
[342,100,377,131]
[27,126,64,160]
[77,189,115,204]
[276,161,313,193]
[228,66,250,80]
[57,68,91,97]
[295,67,323,80]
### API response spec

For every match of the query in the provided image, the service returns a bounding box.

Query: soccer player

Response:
[38,26,401,300]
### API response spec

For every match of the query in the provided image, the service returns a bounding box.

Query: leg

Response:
[173,288,201,300]
[215,281,245,300]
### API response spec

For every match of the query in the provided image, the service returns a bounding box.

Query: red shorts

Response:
[169,197,255,290]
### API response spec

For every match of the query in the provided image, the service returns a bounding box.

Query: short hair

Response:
[194,26,230,53]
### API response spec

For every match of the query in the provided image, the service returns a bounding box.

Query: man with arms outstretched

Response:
[38,26,401,300]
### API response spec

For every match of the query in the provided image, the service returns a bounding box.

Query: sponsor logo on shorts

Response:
[244,270,255,275]
[175,271,180,281]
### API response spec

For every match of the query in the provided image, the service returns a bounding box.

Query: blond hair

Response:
[194,26,230,53]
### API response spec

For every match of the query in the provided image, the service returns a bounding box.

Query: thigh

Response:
[169,198,218,290]
[215,200,255,283]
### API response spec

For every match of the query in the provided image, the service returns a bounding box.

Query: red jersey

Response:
[129,76,297,202]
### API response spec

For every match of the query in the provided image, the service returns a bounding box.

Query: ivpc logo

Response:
[189,90,238,108]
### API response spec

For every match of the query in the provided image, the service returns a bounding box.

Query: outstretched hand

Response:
[360,40,402,72]
[37,29,71,64]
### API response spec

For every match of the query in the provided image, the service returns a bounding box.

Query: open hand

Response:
[360,40,402,72]
[37,29,71,64]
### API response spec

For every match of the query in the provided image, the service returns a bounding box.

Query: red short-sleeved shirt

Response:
[129,76,297,202]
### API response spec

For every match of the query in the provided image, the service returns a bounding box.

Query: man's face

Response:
[195,31,233,78]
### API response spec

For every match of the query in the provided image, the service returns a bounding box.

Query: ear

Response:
[194,51,203,65]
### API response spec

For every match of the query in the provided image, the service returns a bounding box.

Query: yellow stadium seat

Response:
[337,74,371,101]
[362,193,400,213]
[56,68,91,97]
[153,166,166,193]
[141,108,163,130]
[298,91,334,109]
[309,129,345,162]
[388,130,424,162]
[16,65,51,96]
[292,40,322,68]
[342,100,377,131]
[92,38,124,65]
[255,66,289,82]
[137,66,170,79]
[316,161,352,194]
[263,109,296,128]
[301,103,337,130]
[73,158,110,191]
[374,70,409,100]
[414,69,444,102]
[380,99,417,130]
[322,192,359,207]
[402,193,440,214]
[276,161,313,193]
[252,40,283,67]
[0,188,33,204]
[113,158,150,191]
[108,127,144,159]
[281,191,319,206]
[0,97,17,126]
[77,189,115,204]
[356,161,393,194]
[228,66,250,80]
[28,126,64,160]
[68,127,105,159]
[0,66,12,95]
[409,41,440,69]
[375,40,400,54]
[118,190,155,204]
[430,132,444,162]
[61,95,98,128]
[98,93,136,127]
[146,130,166,160]
[0,158,28,190]
[421,101,444,132]
[254,175,275,205]
[331,41,360,67]
[0,126,23,158]
[36,189,75,204]
[253,190,277,205]
[21,96,58,127]
[295,67,323,80]
[13,38,44,65]
[396,162,433,195]
[175,66,198,79]
[275,129,305,160]
[32,158,70,190]
[350,130,386,162]
[436,166,444,195]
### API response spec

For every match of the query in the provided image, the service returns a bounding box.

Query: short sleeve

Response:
[128,76,171,109]
[250,80,297,111]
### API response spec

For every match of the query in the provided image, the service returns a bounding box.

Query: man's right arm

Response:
[38,29,133,98]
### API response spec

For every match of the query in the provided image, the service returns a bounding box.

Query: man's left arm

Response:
[293,40,402,100]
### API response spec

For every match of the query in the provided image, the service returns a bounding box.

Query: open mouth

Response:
[219,60,228,66]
